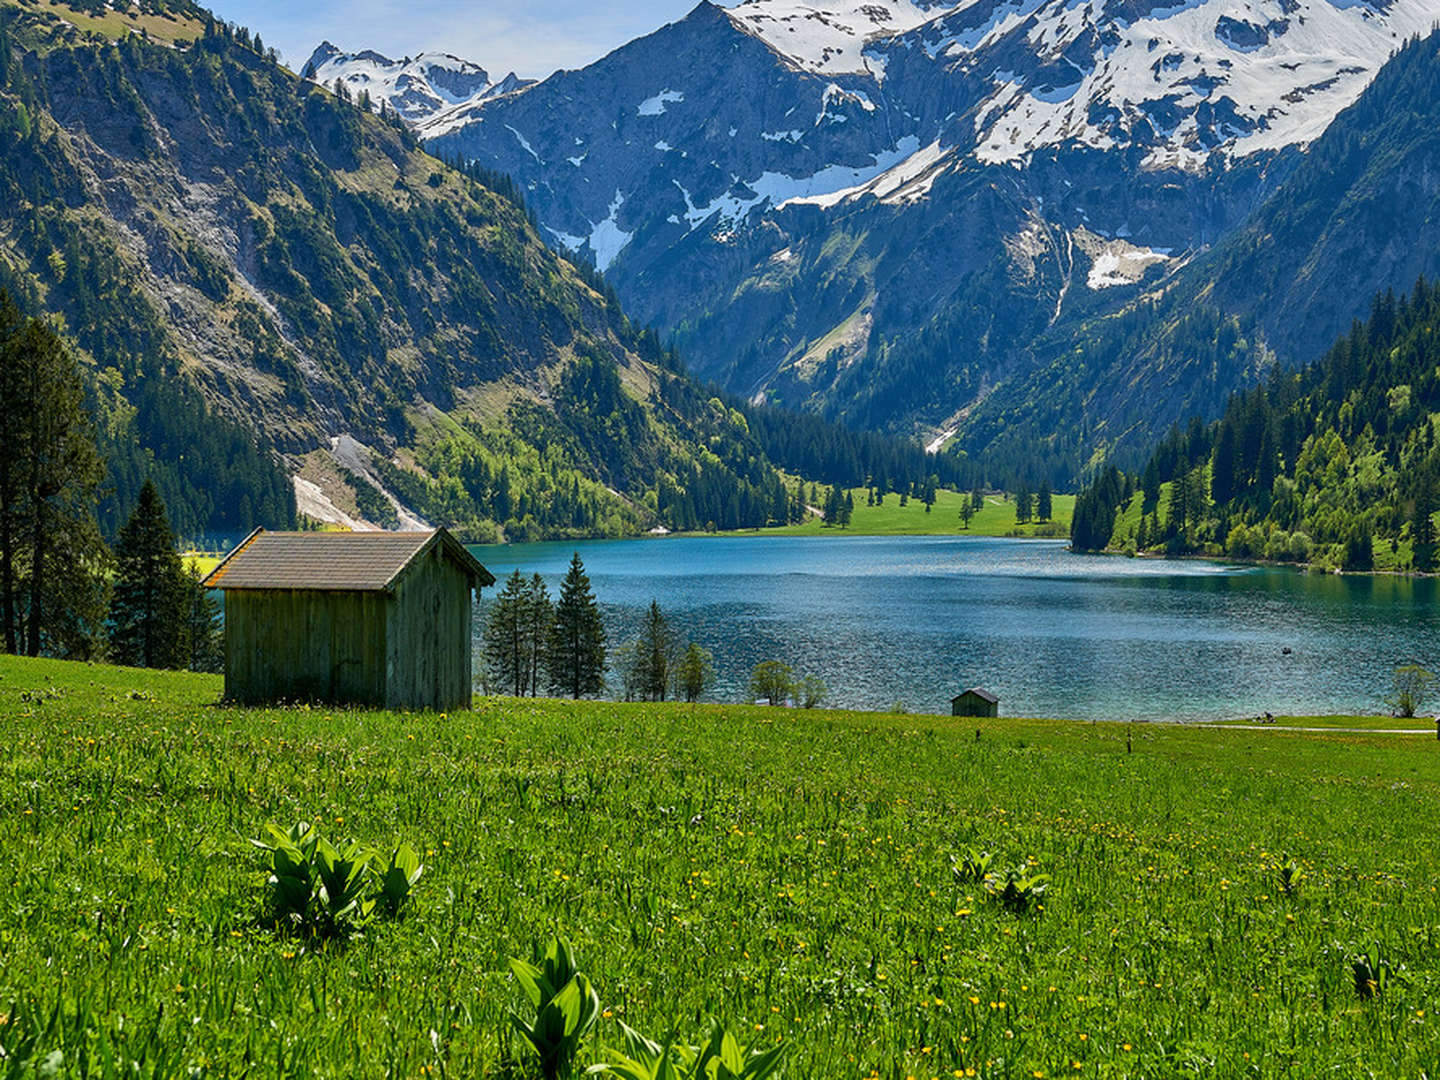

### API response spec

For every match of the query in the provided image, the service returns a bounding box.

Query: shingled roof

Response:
[953,688,999,704]
[203,528,495,592]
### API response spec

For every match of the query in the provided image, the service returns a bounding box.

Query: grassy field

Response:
[1212,714,1436,731]
[749,489,1074,538]
[3,656,1440,1077]
[180,553,222,578]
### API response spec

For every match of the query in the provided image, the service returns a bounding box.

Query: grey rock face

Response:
[344,0,1440,452]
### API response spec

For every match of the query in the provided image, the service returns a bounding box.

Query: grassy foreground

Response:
[1212,714,1437,731]
[748,489,1074,538]
[3,657,1440,1077]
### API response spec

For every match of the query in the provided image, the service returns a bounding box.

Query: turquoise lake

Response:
[470,535,1440,722]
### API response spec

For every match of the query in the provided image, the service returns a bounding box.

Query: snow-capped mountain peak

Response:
[304,42,531,123]
[724,0,954,74]
[937,0,1440,166]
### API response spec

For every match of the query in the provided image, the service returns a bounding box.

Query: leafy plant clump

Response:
[590,1018,787,1080]
[951,846,993,885]
[985,864,1050,915]
[508,937,787,1079]
[250,821,423,939]
[1352,947,1403,1001]
[509,936,602,1079]
[1277,857,1306,897]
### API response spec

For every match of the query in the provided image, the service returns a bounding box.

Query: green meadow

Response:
[3,655,1439,1077]
[752,489,1074,538]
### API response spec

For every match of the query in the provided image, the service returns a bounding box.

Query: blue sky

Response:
[207,0,706,80]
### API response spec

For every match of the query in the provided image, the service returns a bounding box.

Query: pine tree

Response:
[186,562,223,673]
[1036,481,1052,522]
[1414,491,1436,572]
[1141,460,1161,515]
[0,290,24,654]
[1167,473,1189,538]
[1015,487,1033,524]
[548,552,606,698]
[1210,420,1240,505]
[5,317,106,658]
[629,600,675,701]
[484,570,532,695]
[110,480,189,669]
[524,573,553,697]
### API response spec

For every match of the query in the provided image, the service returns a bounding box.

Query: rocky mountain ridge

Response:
[305,41,533,126]
[330,0,1440,478]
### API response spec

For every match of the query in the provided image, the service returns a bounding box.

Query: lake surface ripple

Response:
[471,535,1440,722]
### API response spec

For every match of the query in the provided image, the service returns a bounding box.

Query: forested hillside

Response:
[953,30,1440,486]
[0,0,954,541]
[1072,280,1440,572]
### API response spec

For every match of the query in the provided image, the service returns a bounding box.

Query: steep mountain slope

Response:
[962,28,1440,478]
[1071,278,1440,573]
[0,0,805,540]
[401,0,1438,468]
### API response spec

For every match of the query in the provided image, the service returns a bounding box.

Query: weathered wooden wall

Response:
[952,695,999,719]
[223,590,390,706]
[387,544,473,710]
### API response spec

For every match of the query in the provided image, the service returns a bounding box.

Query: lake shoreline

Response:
[1088,545,1440,579]
[470,534,1430,721]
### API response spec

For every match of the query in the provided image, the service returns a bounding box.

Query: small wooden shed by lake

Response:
[952,688,1000,718]
[203,528,494,711]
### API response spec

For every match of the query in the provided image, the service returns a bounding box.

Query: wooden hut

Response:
[203,528,494,711]
[951,688,1000,718]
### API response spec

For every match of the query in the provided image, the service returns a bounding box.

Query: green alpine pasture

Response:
[751,489,1074,538]
[2,654,1439,1077]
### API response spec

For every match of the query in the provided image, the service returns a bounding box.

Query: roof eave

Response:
[202,527,265,589]
[381,528,495,589]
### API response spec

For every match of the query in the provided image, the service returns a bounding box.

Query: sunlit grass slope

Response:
[2,655,1439,1076]
[755,489,1075,538]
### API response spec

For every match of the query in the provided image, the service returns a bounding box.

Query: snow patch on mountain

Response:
[1068,227,1173,289]
[305,42,526,124]
[549,229,587,253]
[964,0,1440,164]
[784,137,953,207]
[638,89,686,115]
[726,0,949,74]
[506,124,540,161]
[1085,244,1171,288]
[670,136,933,229]
[589,191,633,272]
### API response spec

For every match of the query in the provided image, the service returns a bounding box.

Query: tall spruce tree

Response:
[0,311,106,658]
[0,290,24,654]
[1036,481,1053,522]
[628,600,676,701]
[111,480,189,669]
[1414,491,1436,572]
[1015,487,1033,524]
[548,552,606,699]
[524,572,553,697]
[484,570,533,696]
